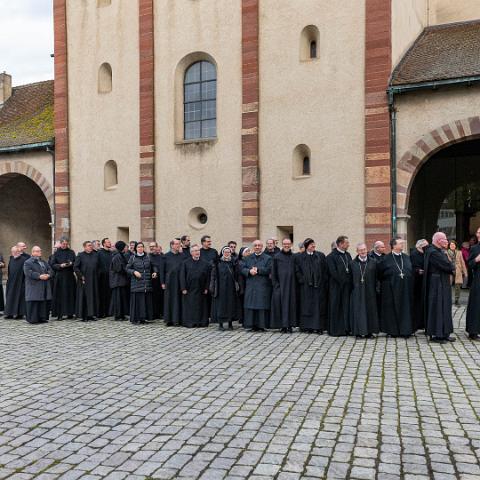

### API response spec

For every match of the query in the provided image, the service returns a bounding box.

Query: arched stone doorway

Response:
[396,116,480,247]
[0,169,53,259]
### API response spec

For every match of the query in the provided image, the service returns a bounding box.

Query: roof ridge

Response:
[12,79,54,90]
[424,18,480,32]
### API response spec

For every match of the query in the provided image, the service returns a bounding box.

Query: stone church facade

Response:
[3,1,480,254]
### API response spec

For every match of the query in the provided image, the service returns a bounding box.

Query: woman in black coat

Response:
[210,246,241,330]
[126,242,157,325]
[110,241,130,320]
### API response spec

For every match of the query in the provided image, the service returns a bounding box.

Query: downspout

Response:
[389,90,397,237]
[46,145,55,252]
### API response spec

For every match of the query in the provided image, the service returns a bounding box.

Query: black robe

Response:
[0,254,5,312]
[350,257,379,336]
[4,253,29,317]
[466,244,480,335]
[263,246,280,258]
[74,251,99,319]
[368,251,385,316]
[109,252,130,319]
[210,260,240,324]
[97,248,113,317]
[423,246,455,339]
[271,250,297,329]
[326,249,353,336]
[149,253,164,319]
[50,247,76,317]
[378,253,414,336]
[410,249,426,331]
[180,258,210,327]
[294,251,328,331]
[161,251,184,326]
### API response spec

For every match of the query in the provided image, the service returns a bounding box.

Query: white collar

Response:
[392,251,402,256]
[336,248,346,254]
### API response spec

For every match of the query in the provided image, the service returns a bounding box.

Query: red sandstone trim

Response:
[241,0,260,244]
[53,0,71,239]
[364,0,392,248]
[139,0,156,242]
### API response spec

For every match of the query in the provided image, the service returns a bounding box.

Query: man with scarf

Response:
[294,238,327,333]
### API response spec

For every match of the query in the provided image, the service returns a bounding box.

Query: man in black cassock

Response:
[24,246,53,324]
[466,227,480,340]
[368,240,386,317]
[181,235,191,257]
[97,238,113,318]
[264,238,280,258]
[50,238,76,320]
[0,253,5,315]
[200,235,218,318]
[180,245,210,328]
[4,244,29,319]
[148,241,164,319]
[241,240,272,331]
[110,241,130,320]
[294,238,328,333]
[326,235,353,336]
[410,239,428,331]
[161,238,184,326]
[74,241,99,321]
[350,243,379,338]
[271,238,297,333]
[423,232,455,344]
[377,237,414,337]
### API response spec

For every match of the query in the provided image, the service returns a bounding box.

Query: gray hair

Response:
[415,238,428,249]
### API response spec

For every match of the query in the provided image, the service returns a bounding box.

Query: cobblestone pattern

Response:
[0,306,479,479]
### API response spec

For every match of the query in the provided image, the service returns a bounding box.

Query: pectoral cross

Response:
[400,273,404,279]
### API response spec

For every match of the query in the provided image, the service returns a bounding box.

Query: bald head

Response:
[432,232,448,249]
[373,241,386,255]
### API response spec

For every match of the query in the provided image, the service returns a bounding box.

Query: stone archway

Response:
[396,116,480,240]
[0,161,54,258]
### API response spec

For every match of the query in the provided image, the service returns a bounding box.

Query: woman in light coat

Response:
[447,240,467,306]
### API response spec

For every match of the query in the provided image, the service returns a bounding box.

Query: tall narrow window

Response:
[310,41,317,59]
[293,144,312,178]
[300,26,320,61]
[104,160,118,189]
[98,63,112,93]
[184,61,217,140]
[302,156,311,175]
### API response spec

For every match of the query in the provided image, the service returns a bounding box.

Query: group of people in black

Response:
[1,230,480,343]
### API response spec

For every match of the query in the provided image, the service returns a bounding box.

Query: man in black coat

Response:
[50,238,76,320]
[326,235,353,336]
[0,253,5,315]
[97,238,113,318]
[294,238,328,333]
[23,246,53,324]
[161,238,184,326]
[350,243,379,338]
[466,227,480,340]
[4,244,29,319]
[410,239,428,331]
[148,241,164,319]
[264,238,280,258]
[110,241,130,320]
[271,238,297,332]
[423,232,455,344]
[74,241,99,321]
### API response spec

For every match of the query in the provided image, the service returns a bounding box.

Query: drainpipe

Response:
[46,145,55,252]
[388,90,397,237]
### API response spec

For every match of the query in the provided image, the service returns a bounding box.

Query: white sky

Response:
[0,0,54,86]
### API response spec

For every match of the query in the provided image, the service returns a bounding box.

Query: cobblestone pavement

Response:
[0,305,479,480]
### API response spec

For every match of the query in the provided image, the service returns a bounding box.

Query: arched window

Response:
[98,63,112,93]
[300,26,320,61]
[104,160,118,189]
[184,61,217,140]
[293,145,312,178]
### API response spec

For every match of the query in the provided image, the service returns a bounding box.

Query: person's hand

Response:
[134,271,142,279]
[61,263,67,268]
[182,290,187,295]
[204,289,208,295]
[39,274,49,280]
[250,268,257,276]
[152,273,157,279]
[418,269,424,275]
[161,284,166,290]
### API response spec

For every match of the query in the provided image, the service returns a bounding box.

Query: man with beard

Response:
[97,238,113,318]
[271,238,297,333]
[180,244,210,328]
[4,243,29,319]
[264,238,280,257]
[423,232,455,344]
[326,236,353,336]
[161,238,184,326]
[295,238,328,333]
[180,235,191,257]
[378,237,414,338]
[23,246,53,324]
[149,241,164,319]
[50,238,76,320]
[410,239,428,331]
[74,241,99,321]
[350,243,379,338]
[241,240,272,331]
[466,227,480,340]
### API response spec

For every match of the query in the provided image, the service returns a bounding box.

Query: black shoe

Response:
[55,317,63,321]
[228,322,233,330]
[468,333,480,340]
[218,324,225,331]
[67,315,74,319]
[4,315,13,319]
[80,318,88,322]
[445,337,456,342]
[280,328,287,333]
[431,337,446,344]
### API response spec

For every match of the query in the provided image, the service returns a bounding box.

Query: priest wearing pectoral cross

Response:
[378,237,414,338]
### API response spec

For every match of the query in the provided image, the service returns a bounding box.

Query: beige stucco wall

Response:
[259,0,366,253]
[66,0,140,251]
[392,0,427,68]
[153,0,243,248]
[429,0,480,24]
